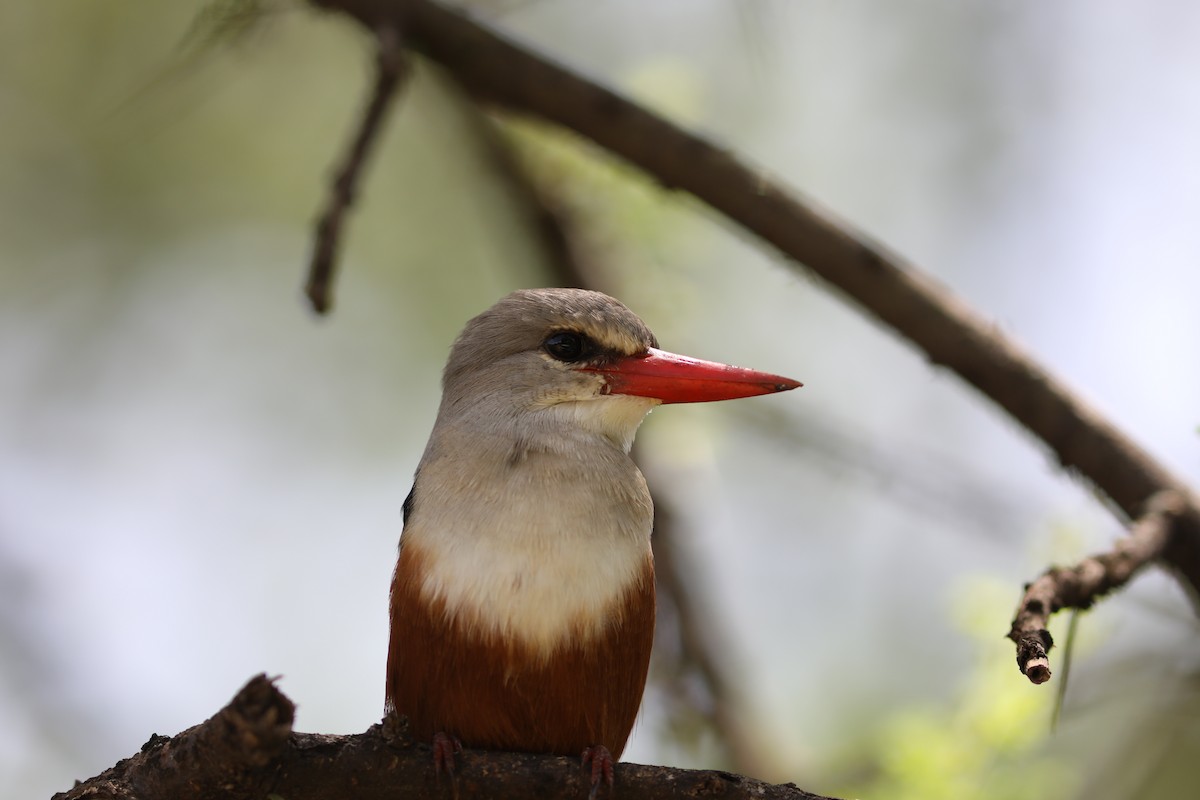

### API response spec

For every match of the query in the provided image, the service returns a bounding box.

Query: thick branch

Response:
[1008,490,1187,683]
[54,674,294,800]
[310,0,1200,600]
[306,23,408,314]
[56,676,838,800]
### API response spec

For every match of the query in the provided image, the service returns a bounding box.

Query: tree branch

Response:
[305,22,408,314]
[1008,490,1188,683]
[55,676,839,800]
[54,674,293,800]
[308,0,1200,604]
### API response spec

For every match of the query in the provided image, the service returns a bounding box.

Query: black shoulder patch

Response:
[402,483,416,525]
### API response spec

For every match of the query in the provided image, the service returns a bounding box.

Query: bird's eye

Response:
[544,331,589,363]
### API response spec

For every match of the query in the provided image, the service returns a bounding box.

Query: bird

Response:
[385,288,800,792]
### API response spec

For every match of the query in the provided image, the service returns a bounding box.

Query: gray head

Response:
[441,288,658,413]
[432,288,800,452]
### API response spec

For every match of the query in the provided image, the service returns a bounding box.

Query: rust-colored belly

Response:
[386,544,655,758]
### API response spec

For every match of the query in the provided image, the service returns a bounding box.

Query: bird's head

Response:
[437,288,800,452]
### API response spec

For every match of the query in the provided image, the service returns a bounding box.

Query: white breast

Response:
[404,413,655,658]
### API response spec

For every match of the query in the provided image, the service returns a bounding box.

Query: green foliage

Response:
[834,578,1079,800]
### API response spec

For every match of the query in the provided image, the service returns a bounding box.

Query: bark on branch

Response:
[1008,490,1188,683]
[55,675,838,800]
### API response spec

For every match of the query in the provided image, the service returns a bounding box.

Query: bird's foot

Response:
[432,731,463,778]
[581,745,615,799]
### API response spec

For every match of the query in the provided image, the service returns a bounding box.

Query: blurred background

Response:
[3,1,1200,798]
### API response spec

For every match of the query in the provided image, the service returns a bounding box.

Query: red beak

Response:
[584,347,802,404]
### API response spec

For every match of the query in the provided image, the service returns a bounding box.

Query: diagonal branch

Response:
[54,675,839,800]
[310,0,1200,606]
[305,22,408,314]
[1008,490,1188,683]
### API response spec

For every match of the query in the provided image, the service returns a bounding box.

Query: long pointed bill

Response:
[585,347,802,404]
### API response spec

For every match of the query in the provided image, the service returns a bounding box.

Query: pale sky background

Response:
[2,2,1199,798]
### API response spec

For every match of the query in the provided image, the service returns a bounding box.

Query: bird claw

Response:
[581,745,615,799]
[432,731,463,778]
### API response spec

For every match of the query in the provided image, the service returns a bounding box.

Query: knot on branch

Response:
[54,675,296,800]
[1009,628,1054,684]
[217,673,296,767]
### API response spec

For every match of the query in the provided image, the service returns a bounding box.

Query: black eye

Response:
[544,331,589,363]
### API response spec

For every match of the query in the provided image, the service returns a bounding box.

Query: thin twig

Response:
[305,23,408,314]
[1050,610,1080,730]
[1008,490,1186,684]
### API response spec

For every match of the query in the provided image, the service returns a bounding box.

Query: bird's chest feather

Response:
[402,446,653,657]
